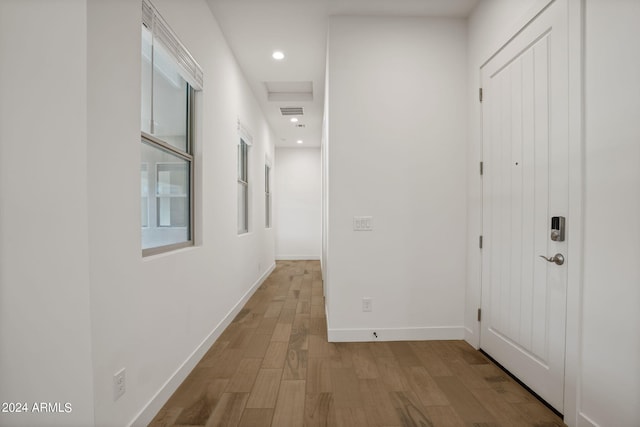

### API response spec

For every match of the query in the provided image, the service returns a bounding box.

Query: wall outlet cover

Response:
[113,368,126,401]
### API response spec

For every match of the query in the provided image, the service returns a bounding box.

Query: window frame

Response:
[237,138,249,235]
[141,0,202,257]
[141,87,195,256]
[265,163,272,228]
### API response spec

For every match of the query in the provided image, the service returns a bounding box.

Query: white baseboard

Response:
[577,412,600,427]
[130,262,276,427]
[327,326,465,342]
[464,327,480,349]
[275,255,320,260]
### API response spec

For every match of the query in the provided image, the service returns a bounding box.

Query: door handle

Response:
[539,253,565,266]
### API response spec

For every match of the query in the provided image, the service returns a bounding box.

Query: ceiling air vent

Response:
[280,107,304,116]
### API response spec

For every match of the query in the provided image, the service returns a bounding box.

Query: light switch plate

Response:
[353,216,373,231]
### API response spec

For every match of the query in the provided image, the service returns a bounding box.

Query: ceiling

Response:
[206,0,479,148]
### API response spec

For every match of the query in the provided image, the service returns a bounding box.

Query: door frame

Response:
[469,1,584,425]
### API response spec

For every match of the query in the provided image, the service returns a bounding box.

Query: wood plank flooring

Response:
[149,260,565,427]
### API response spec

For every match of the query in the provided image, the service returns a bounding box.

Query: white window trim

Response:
[142,0,203,90]
[237,119,254,146]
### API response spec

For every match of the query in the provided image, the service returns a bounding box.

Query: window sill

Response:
[142,241,195,258]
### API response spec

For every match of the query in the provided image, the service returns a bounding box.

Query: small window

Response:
[141,0,202,255]
[265,164,272,228]
[237,139,249,234]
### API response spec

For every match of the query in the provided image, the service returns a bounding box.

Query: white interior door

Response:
[480,0,569,413]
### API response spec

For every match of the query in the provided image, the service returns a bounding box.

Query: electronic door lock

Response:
[550,216,565,242]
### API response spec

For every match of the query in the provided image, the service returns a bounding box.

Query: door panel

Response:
[481,0,568,413]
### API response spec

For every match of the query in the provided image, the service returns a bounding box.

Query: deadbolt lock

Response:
[551,216,565,242]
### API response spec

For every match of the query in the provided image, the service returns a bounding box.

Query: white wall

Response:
[0,1,95,426]
[87,1,276,425]
[275,148,321,260]
[581,2,640,425]
[325,16,468,341]
[1,0,276,426]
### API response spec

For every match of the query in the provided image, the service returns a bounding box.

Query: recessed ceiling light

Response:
[297,140,303,144]
[290,117,298,123]
[272,51,285,60]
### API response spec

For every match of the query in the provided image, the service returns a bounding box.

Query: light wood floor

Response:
[149,260,565,427]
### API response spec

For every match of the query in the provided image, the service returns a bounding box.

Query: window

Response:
[265,164,272,228]
[237,139,249,234]
[141,0,202,255]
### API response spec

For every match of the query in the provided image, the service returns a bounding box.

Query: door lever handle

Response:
[539,253,565,266]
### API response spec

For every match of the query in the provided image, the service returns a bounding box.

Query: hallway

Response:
[149,261,563,427]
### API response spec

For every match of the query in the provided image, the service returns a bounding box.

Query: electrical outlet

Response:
[113,368,126,401]
[362,297,372,312]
